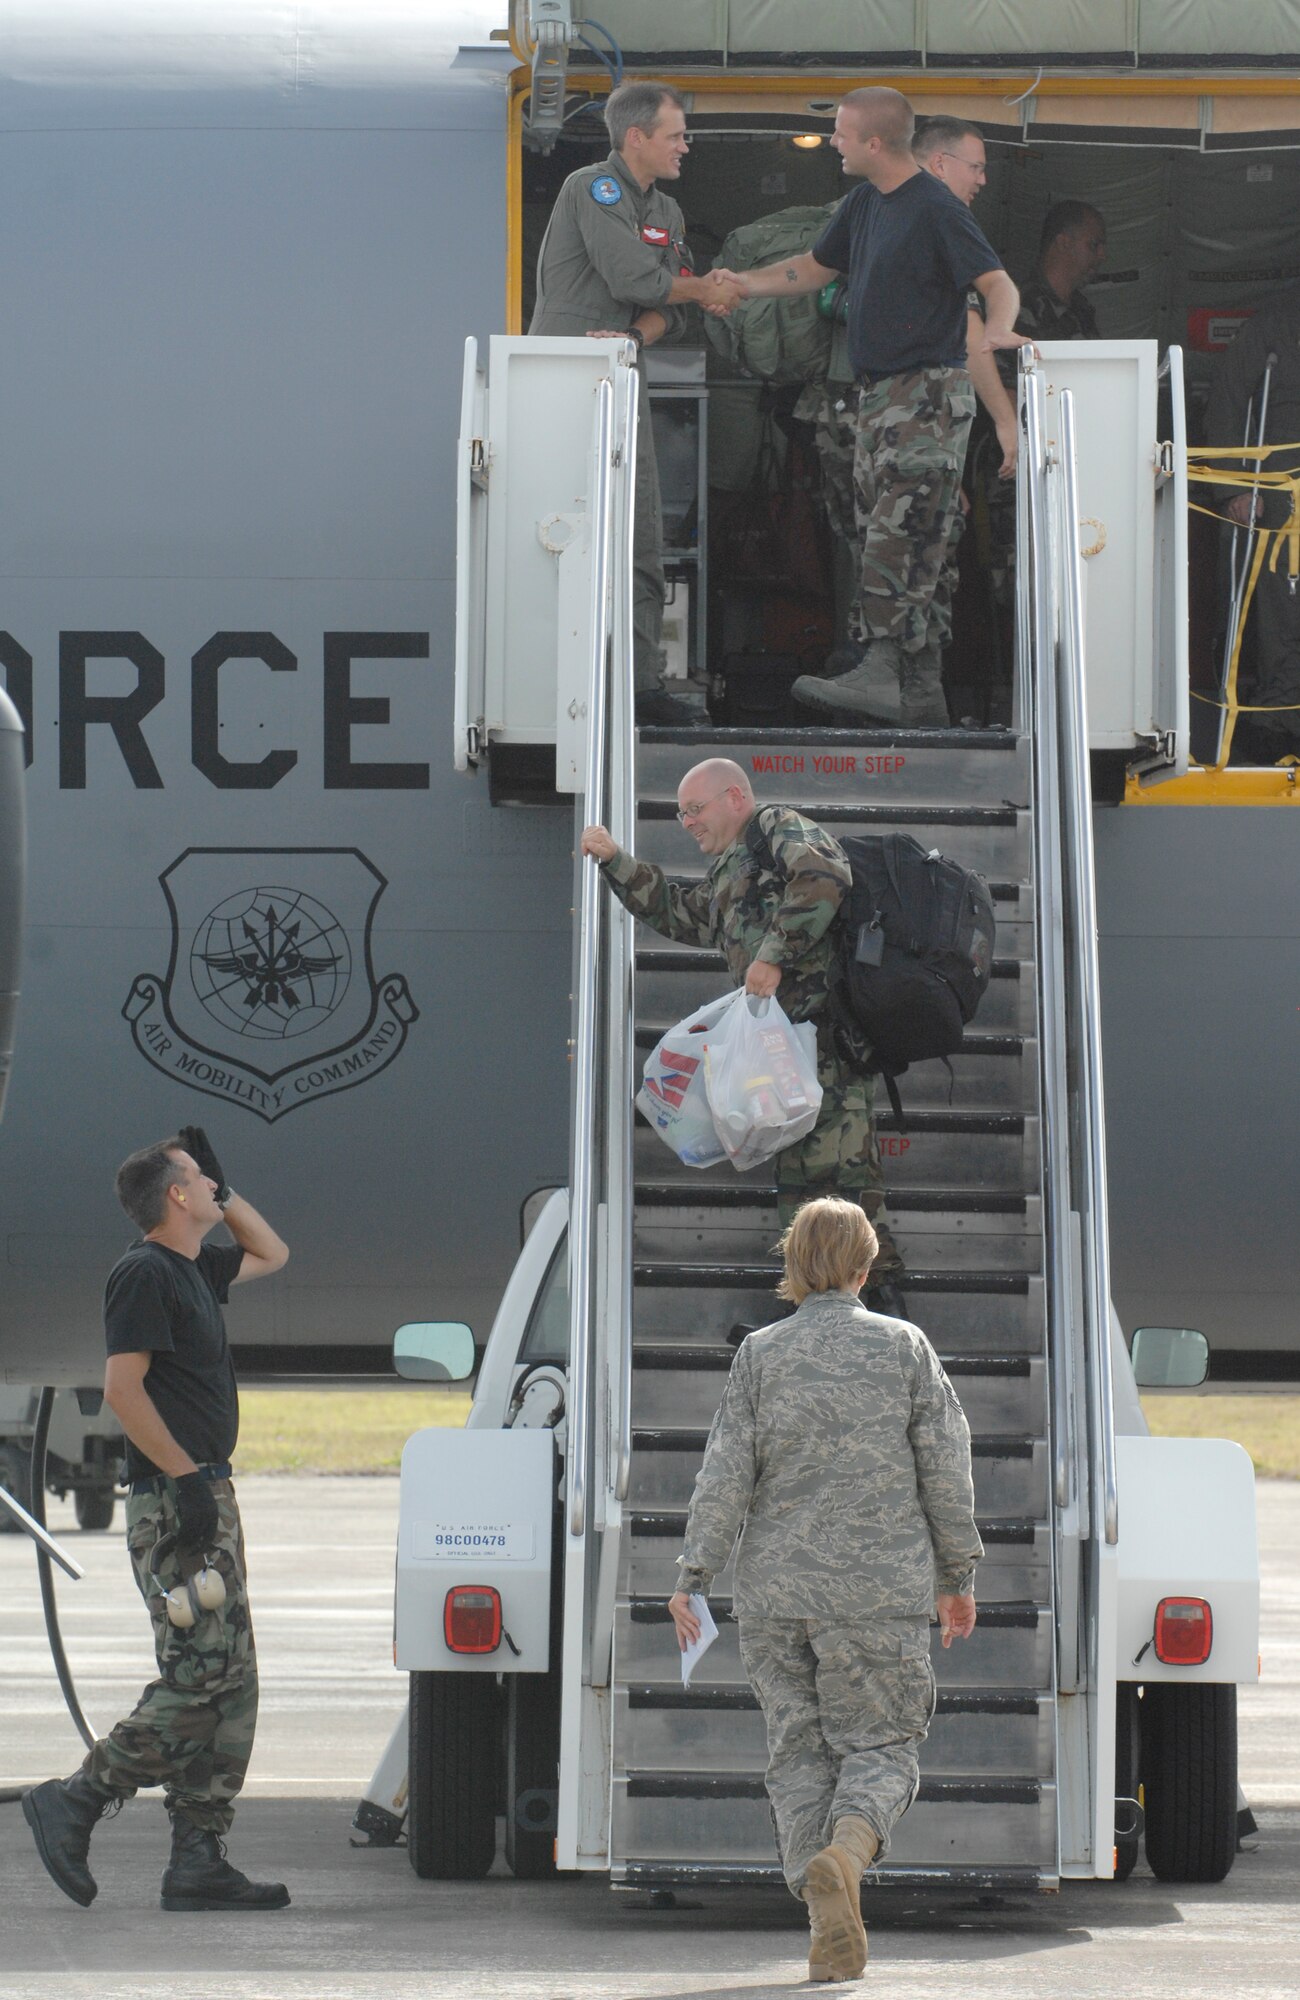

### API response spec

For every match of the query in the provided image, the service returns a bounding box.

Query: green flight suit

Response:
[530,151,693,694]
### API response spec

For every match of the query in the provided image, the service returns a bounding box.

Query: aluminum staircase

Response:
[608,721,1059,1891]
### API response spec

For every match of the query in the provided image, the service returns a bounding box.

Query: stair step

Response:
[635,1107,1039,1189]
[633,1274,1046,1353]
[633,808,1032,879]
[622,1514,1052,1604]
[635,726,1027,812]
[611,1778,1057,1874]
[634,953,1035,1036]
[634,1219,1043,1273]
[628,1435,1049,1518]
[636,1182,1029,1214]
[630,1349,1047,1437]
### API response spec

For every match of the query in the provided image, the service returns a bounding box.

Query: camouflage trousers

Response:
[85,1480,258,1835]
[633,372,667,694]
[739,1616,936,1894]
[806,384,964,658]
[774,1039,904,1281]
[849,366,976,658]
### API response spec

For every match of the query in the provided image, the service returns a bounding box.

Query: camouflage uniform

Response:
[600,805,904,1278]
[849,366,977,721]
[86,1479,256,1835]
[530,151,694,695]
[677,1289,982,1888]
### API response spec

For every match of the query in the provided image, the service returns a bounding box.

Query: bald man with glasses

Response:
[581,760,908,1313]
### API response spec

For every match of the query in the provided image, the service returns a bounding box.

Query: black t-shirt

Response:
[813,172,1002,381]
[104,1240,244,1481]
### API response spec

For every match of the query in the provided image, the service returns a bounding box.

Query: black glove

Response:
[178,1125,231,1206]
[174,1471,219,1555]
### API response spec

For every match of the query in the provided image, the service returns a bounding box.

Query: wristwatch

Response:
[627,325,645,352]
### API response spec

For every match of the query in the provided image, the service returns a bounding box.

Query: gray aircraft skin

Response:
[0,4,1296,1387]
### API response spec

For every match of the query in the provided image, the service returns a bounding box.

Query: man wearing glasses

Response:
[580,759,909,1314]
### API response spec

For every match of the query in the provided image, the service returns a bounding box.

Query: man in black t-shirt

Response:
[714,86,1030,727]
[22,1128,291,1914]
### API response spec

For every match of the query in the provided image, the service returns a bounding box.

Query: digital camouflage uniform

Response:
[86,1480,256,1835]
[676,1289,982,1888]
[530,150,694,695]
[600,804,904,1279]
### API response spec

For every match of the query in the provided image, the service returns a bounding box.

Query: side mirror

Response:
[1130,1325,1209,1389]
[393,1321,476,1384]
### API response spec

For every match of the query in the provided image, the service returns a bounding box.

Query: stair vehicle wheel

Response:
[74,1483,116,1532]
[1113,1681,1141,1881]
[505,1672,560,1879]
[0,1443,32,1531]
[407,1669,500,1880]
[1141,1681,1237,1883]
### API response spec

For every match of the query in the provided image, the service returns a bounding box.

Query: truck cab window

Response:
[520,1235,569,1365]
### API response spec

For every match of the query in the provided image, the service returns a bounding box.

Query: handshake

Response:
[700,266,749,319]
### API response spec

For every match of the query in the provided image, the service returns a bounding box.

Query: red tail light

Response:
[1154,1597,1213,1665]
[444,1586,502,1655]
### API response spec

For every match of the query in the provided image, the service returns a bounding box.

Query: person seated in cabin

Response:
[580,756,908,1317]
[667,1197,982,1982]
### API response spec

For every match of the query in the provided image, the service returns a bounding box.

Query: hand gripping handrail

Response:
[567,377,615,1539]
[1054,389,1119,1548]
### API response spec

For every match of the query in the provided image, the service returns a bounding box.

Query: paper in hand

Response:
[680,1593,718,1689]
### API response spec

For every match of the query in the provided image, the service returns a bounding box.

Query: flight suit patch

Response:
[641,225,669,245]
[590,176,622,205]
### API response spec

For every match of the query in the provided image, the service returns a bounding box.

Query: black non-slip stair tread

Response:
[631,1344,1036,1376]
[615,1861,1053,1891]
[637,725,1019,750]
[639,800,1022,828]
[636,947,1025,981]
[624,1684,1045,1714]
[634,1183,1030,1215]
[622,1771,1043,1803]
[634,1264,1032,1294]
[632,1025,1028,1057]
[628,1512,1042,1545]
[630,1429,1041,1461]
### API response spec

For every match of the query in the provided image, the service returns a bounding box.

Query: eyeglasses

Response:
[943,151,986,175]
[676,788,732,823]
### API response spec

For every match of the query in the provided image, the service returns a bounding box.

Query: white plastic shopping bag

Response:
[637,995,732,1168]
[703,992,822,1172]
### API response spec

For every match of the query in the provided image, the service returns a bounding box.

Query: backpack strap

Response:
[878,1063,906,1131]
[743,807,781,878]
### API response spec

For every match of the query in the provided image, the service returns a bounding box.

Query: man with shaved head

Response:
[713,85,1028,727]
[581,765,907,1309]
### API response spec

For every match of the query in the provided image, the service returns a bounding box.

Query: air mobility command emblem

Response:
[123,847,418,1121]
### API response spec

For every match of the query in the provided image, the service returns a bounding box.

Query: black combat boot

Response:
[22,1769,120,1907]
[161,1814,290,1911]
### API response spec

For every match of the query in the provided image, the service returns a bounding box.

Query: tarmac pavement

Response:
[1,1472,1297,2000]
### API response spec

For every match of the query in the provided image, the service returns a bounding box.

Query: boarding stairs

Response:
[607,719,1058,1889]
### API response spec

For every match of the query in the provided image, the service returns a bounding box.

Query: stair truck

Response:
[377,335,1260,1892]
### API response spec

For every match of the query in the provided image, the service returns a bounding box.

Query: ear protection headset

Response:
[149,1531,226,1629]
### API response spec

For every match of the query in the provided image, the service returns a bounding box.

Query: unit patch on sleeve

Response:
[590,176,622,206]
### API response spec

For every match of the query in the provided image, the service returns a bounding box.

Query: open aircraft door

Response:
[453,332,637,796]
[1033,342,1189,784]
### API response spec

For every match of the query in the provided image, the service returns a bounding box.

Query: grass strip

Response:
[234,1386,471,1474]
[1140,1394,1299,1481]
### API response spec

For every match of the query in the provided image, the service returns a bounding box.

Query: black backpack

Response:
[747,819,997,1121]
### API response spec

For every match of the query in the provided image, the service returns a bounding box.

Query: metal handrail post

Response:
[1021,364,1076,1520]
[611,358,638,1504]
[1055,390,1119,1548]
[568,378,615,1539]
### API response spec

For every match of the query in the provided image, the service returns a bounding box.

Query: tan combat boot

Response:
[800,1816,878,1981]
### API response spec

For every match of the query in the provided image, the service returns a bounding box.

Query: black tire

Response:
[505,1672,560,1879]
[407,1669,500,1880]
[1141,1681,1237,1883]
[75,1484,116,1532]
[0,1443,33,1532]
[1113,1682,1141,1881]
